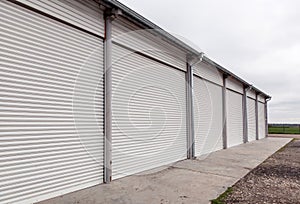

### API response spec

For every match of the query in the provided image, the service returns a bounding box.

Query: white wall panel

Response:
[226,77,244,94]
[247,97,256,142]
[112,44,187,179]
[258,95,266,103]
[193,62,223,86]
[226,90,244,147]
[194,77,223,156]
[112,17,187,71]
[16,0,105,37]
[0,2,104,203]
[258,102,266,139]
[247,89,256,100]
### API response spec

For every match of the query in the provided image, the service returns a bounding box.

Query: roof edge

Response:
[99,0,271,99]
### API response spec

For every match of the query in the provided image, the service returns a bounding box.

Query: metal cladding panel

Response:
[194,77,223,156]
[226,77,244,94]
[258,95,266,103]
[193,62,223,86]
[0,2,104,203]
[247,97,256,142]
[112,44,187,179]
[226,90,244,147]
[112,17,187,71]
[247,89,256,100]
[16,0,105,37]
[258,102,266,139]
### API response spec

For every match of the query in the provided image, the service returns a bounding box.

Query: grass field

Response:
[268,126,300,134]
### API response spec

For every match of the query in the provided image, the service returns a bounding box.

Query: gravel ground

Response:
[217,139,300,204]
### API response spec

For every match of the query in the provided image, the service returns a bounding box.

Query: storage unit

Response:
[226,78,244,147]
[193,63,223,156]
[111,44,187,179]
[0,1,105,203]
[0,0,271,203]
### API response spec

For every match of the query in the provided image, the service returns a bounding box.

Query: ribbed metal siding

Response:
[226,90,244,147]
[112,17,187,71]
[258,102,266,139]
[247,97,256,142]
[193,62,223,86]
[247,89,256,100]
[258,95,266,103]
[112,44,187,179]
[194,77,223,156]
[226,77,244,94]
[16,0,105,37]
[0,2,104,203]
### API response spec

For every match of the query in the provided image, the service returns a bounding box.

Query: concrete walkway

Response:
[38,137,291,204]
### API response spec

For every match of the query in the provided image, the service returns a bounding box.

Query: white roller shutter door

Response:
[0,2,104,204]
[194,77,223,156]
[258,102,266,139]
[226,90,244,147]
[247,97,256,142]
[112,45,187,179]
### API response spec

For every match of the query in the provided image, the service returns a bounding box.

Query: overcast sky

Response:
[119,0,300,123]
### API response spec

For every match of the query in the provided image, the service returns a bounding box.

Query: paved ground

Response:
[217,139,300,204]
[269,134,300,139]
[37,138,291,204]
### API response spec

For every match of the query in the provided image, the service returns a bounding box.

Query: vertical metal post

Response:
[104,14,113,184]
[186,62,195,159]
[255,93,259,140]
[242,86,248,143]
[264,101,268,137]
[222,74,228,149]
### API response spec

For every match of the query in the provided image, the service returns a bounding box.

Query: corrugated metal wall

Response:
[112,17,187,71]
[226,90,244,147]
[247,97,256,141]
[15,0,105,37]
[247,89,256,99]
[226,78,244,94]
[194,77,223,156]
[258,95,266,103]
[0,1,104,203]
[193,62,223,86]
[111,44,187,179]
[258,102,266,139]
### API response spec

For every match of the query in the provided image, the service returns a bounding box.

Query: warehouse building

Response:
[0,0,270,203]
